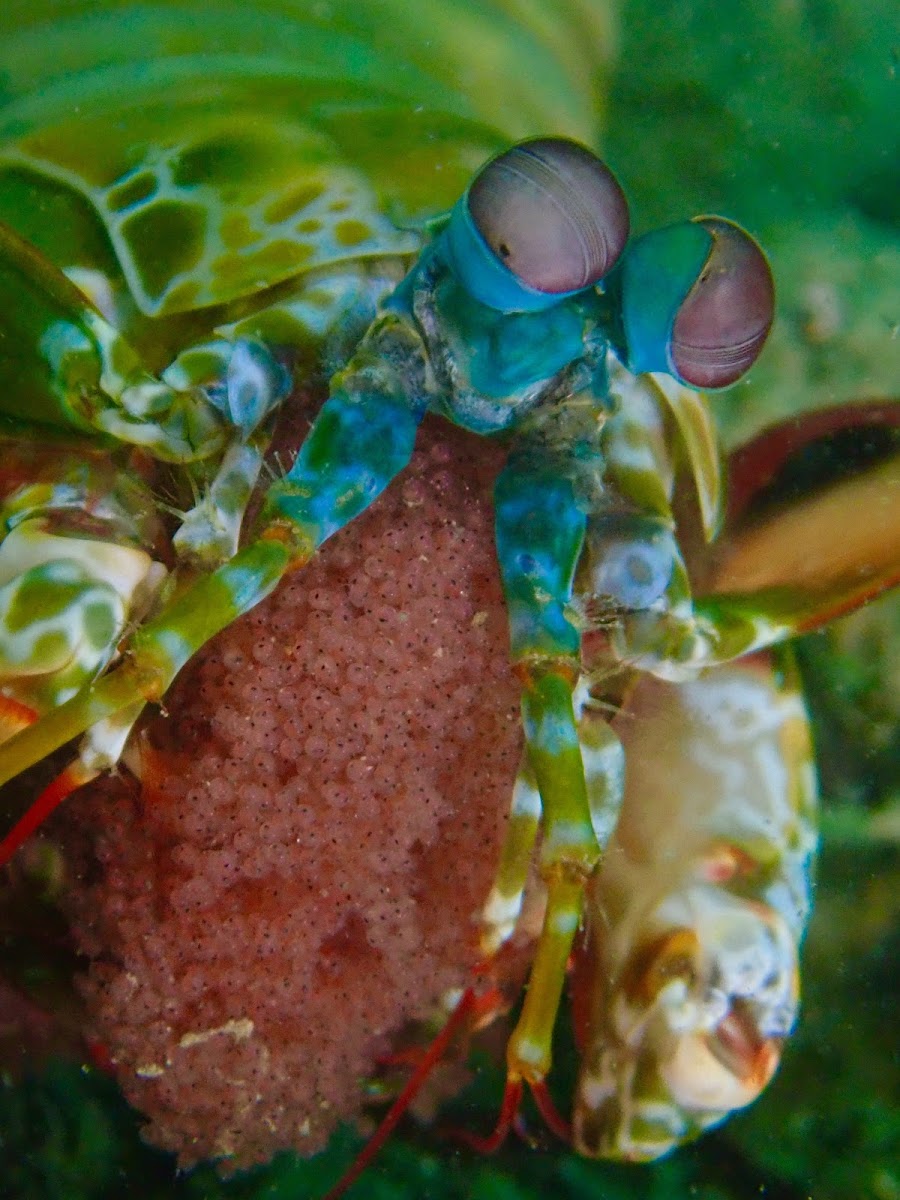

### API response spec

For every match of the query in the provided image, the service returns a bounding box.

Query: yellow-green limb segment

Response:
[484,455,609,1138]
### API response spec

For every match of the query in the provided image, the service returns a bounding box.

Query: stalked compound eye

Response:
[615,216,775,388]
[445,137,630,312]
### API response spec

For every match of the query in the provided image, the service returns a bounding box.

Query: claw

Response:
[529,1079,572,1143]
[454,1075,524,1154]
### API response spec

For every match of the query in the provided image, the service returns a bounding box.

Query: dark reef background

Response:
[1,0,897,1197]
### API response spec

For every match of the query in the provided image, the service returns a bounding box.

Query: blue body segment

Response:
[265,219,605,557]
[388,242,604,434]
[430,269,589,400]
[272,388,421,548]
[494,463,587,661]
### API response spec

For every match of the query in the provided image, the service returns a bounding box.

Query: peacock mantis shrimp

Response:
[0,1,898,1191]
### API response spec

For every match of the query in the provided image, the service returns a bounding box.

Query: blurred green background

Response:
[1,1,897,1198]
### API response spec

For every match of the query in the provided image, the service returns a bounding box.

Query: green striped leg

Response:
[484,457,607,1139]
[479,677,626,958]
[480,753,542,960]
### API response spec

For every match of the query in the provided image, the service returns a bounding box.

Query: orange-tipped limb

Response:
[0,694,37,743]
[0,759,98,866]
[0,694,98,866]
[320,988,479,1200]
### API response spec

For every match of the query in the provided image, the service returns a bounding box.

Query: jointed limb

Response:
[492,454,609,1099]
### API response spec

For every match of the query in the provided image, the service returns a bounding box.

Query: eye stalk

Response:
[446,137,630,313]
[615,217,775,389]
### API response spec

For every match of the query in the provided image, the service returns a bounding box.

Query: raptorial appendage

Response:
[0,441,170,854]
[571,653,816,1160]
[0,222,297,857]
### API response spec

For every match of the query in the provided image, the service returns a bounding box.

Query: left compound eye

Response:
[615,217,775,388]
[446,137,630,311]
[469,138,630,293]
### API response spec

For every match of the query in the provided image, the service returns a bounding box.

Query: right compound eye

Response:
[614,217,775,389]
[667,218,775,389]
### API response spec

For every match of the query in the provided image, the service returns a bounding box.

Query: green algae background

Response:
[1,1,897,1198]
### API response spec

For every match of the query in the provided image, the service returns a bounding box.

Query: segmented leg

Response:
[481,665,628,956]
[490,456,602,1108]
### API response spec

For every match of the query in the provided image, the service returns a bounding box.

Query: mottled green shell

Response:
[0,0,614,350]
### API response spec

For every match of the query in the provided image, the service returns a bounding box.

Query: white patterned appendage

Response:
[572,658,817,1161]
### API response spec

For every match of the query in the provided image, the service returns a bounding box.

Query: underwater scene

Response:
[0,1,897,1198]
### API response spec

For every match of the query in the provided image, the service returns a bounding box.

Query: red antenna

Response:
[319,987,479,1200]
[319,975,576,1198]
